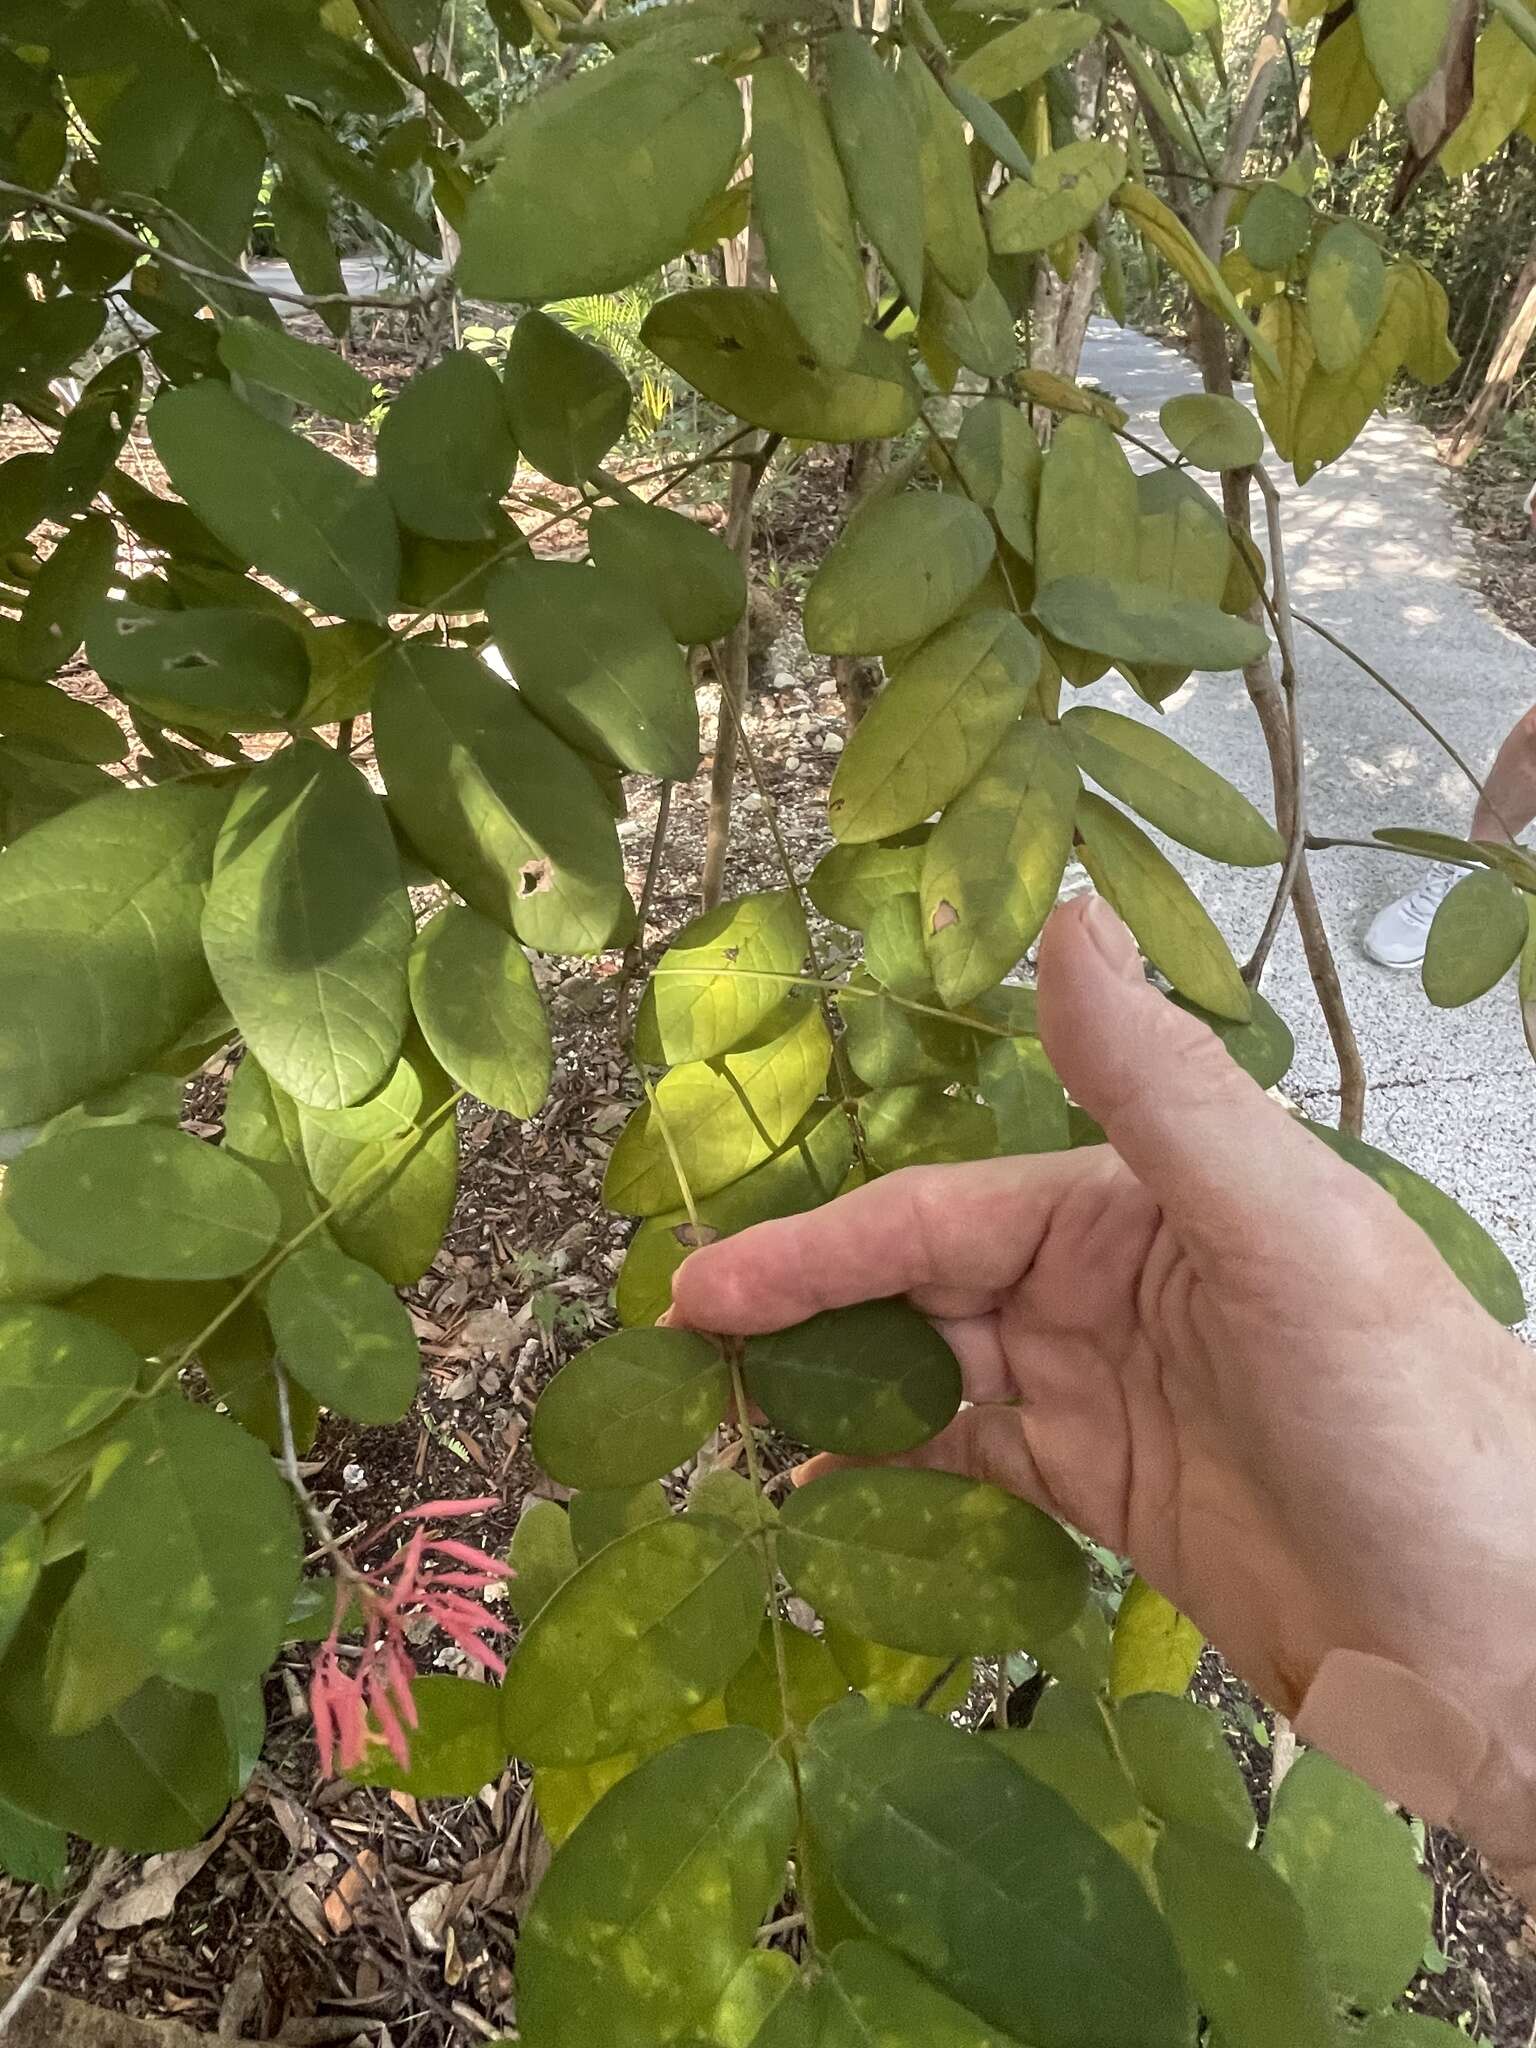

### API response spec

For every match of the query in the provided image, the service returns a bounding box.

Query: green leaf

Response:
[203,740,411,1112]
[977,1033,1070,1154]
[14,512,116,683]
[87,601,311,735]
[743,1299,962,1457]
[604,998,830,1216]
[149,381,400,624]
[409,904,552,1119]
[1359,0,1452,106]
[806,490,996,657]
[1035,576,1266,672]
[8,1124,280,1282]
[617,1108,853,1329]
[822,1622,972,1714]
[953,9,1100,97]
[298,622,406,728]
[1303,1120,1525,1323]
[295,1034,459,1287]
[459,54,744,301]
[1262,1748,1433,2011]
[0,453,49,553]
[377,349,518,544]
[953,397,1040,560]
[264,1239,419,1426]
[1159,392,1264,471]
[840,968,976,1089]
[0,676,124,766]
[864,891,939,1001]
[1115,183,1279,375]
[1308,221,1386,373]
[503,309,629,486]
[0,1796,69,1892]
[0,297,104,409]
[1170,988,1295,1087]
[859,1081,996,1171]
[812,1940,1027,2046]
[1075,793,1252,1022]
[487,559,700,779]
[724,1618,847,1739]
[517,1726,796,2048]
[44,1560,154,1738]
[588,502,747,646]
[1240,181,1313,271]
[1353,2017,1469,2047]
[809,832,930,931]
[922,271,1020,379]
[0,778,228,1126]
[47,353,143,519]
[919,719,1079,1007]
[1422,867,1528,1008]
[898,52,990,298]
[1523,895,1536,1062]
[642,287,920,442]
[0,1503,42,1666]
[87,1396,301,1690]
[533,1327,729,1488]
[1116,1693,1254,1844]
[751,55,869,371]
[651,889,807,1064]
[994,1685,1152,1874]
[780,1466,1087,1659]
[0,1305,139,1464]
[501,1515,764,1765]
[806,1697,1195,2048]
[349,1674,508,1798]
[0,1566,235,1853]
[1154,1821,1335,2048]
[1440,13,1536,175]
[217,318,375,422]
[509,1501,579,1627]
[569,1481,672,1561]
[710,1949,802,2046]
[824,32,926,313]
[987,139,1127,254]
[1060,706,1283,867]
[374,644,629,957]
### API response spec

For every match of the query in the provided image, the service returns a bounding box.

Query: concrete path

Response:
[1079,319,1536,1323]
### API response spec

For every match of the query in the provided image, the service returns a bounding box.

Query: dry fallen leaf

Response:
[323,1847,382,1937]
[98,1809,239,1930]
[407,1878,455,1953]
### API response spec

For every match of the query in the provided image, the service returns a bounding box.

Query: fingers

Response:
[1036,895,1363,1269]
[669,1150,1091,1336]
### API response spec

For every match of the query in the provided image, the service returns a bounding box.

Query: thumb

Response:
[1036,894,1353,1263]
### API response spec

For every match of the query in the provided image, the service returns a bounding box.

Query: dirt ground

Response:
[1,349,1532,2043]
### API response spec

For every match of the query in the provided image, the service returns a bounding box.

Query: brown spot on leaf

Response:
[723,945,739,961]
[931,899,959,933]
[518,858,553,896]
[672,1222,723,1249]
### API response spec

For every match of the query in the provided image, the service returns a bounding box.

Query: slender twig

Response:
[353,0,487,139]
[0,1852,126,2039]
[1245,467,1307,985]
[615,777,675,1028]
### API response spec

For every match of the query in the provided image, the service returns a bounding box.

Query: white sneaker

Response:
[1362,861,1463,969]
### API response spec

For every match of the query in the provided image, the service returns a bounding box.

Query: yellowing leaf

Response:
[1438,13,1536,174]
[953,9,1100,98]
[1252,296,1316,463]
[1109,1576,1203,1700]
[652,889,808,1063]
[804,491,996,657]
[1113,184,1279,375]
[897,51,990,299]
[824,31,927,312]
[1307,221,1386,372]
[751,56,869,371]
[987,140,1126,254]
[1307,8,1385,156]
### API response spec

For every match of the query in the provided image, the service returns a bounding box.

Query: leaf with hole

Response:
[1304,1120,1525,1323]
[920,718,1079,1007]
[643,287,920,442]
[1060,706,1283,866]
[202,740,411,1112]
[781,1466,1086,1659]
[501,1515,764,1765]
[87,1396,301,1690]
[217,317,375,422]
[488,559,699,780]
[588,502,746,647]
[806,489,996,659]
[7,1124,280,1283]
[805,1697,1195,2047]
[743,1299,962,1457]
[517,1726,795,2048]
[409,904,552,1119]
[504,310,631,486]
[264,1238,419,1426]
[149,382,399,623]
[751,55,868,371]
[651,889,807,1064]
[1262,1747,1433,2011]
[1422,868,1528,1008]
[374,644,629,957]
[87,602,311,735]
[1075,793,1252,1022]
[533,1328,729,1489]
[604,998,830,1216]
[824,31,926,312]
[1154,1821,1334,2048]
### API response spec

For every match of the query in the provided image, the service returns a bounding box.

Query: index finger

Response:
[668,1151,1096,1335]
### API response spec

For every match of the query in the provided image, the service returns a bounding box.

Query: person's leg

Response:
[1365,701,1536,968]
[1471,704,1536,842]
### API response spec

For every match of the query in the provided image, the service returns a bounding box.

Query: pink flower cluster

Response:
[309,1496,511,1777]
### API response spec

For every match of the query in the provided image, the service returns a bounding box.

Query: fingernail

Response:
[1080,894,1143,982]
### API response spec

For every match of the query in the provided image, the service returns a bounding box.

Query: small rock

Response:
[817,676,837,696]
[343,1462,367,1492]
[822,731,845,752]
[772,670,797,691]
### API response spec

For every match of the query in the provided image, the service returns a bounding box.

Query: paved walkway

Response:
[1080,319,1536,1323]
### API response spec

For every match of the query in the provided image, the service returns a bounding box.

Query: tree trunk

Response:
[1447,239,1536,468]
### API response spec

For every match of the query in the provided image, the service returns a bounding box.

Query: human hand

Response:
[671,895,1536,1886]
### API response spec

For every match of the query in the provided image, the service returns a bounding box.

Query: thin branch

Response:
[353,0,487,139]
[0,1852,126,2039]
[615,777,675,1027]
[0,180,438,312]
[1244,466,1307,985]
